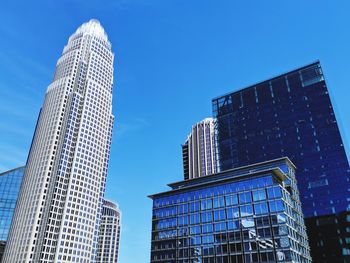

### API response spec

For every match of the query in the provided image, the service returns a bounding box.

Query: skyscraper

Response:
[182,118,218,180]
[0,166,25,262]
[212,61,350,262]
[149,158,311,263]
[3,19,114,263]
[96,199,121,263]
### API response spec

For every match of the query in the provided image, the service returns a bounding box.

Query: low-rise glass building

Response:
[0,166,25,262]
[149,158,311,263]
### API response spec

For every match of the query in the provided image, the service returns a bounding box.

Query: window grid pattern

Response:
[211,62,350,262]
[182,118,218,180]
[3,20,114,263]
[150,159,311,263]
[96,200,121,263]
[0,167,25,262]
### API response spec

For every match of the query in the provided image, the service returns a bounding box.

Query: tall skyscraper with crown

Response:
[3,19,114,263]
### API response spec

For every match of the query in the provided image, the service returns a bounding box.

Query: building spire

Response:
[74,19,109,43]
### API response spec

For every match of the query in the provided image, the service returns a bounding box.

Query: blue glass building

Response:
[149,158,311,263]
[212,61,350,262]
[0,166,25,262]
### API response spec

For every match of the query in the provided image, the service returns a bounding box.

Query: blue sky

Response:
[0,0,350,262]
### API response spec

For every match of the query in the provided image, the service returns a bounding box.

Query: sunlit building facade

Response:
[149,158,311,263]
[3,19,114,263]
[96,199,121,263]
[0,166,25,262]
[212,61,350,262]
[182,118,218,180]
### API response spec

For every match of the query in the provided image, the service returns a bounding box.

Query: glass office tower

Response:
[149,158,311,263]
[212,61,350,262]
[0,166,25,262]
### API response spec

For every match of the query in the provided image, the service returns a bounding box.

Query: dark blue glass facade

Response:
[0,166,25,261]
[212,62,350,262]
[149,158,311,263]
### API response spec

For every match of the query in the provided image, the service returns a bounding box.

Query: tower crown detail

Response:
[73,19,109,43]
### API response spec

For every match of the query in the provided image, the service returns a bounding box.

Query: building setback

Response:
[96,199,121,263]
[212,61,350,262]
[0,166,25,262]
[182,118,218,180]
[3,19,114,263]
[149,158,311,263]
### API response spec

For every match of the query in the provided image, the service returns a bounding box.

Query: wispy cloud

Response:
[66,0,158,11]
[0,20,52,99]
[0,121,34,137]
[114,118,150,139]
[0,102,38,122]
[0,21,21,41]
[0,51,51,98]
[0,144,28,172]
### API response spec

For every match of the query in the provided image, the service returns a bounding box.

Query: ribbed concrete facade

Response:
[3,19,114,263]
[182,118,218,180]
[96,200,121,263]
